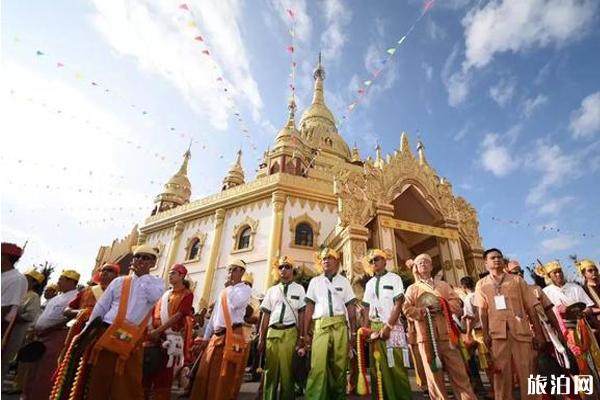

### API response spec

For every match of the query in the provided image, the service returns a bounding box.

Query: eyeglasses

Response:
[227,266,243,273]
[509,269,524,275]
[278,264,292,271]
[585,268,599,273]
[133,254,154,261]
[369,256,384,264]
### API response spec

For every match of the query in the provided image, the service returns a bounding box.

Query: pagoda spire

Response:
[222,149,245,190]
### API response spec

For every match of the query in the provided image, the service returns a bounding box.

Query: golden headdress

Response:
[271,256,295,282]
[534,260,562,284]
[242,271,254,285]
[314,247,340,273]
[576,259,597,275]
[361,248,392,276]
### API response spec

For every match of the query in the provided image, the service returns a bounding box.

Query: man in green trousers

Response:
[258,256,306,400]
[303,248,357,400]
[361,249,411,399]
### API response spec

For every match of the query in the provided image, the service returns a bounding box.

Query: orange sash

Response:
[90,276,150,374]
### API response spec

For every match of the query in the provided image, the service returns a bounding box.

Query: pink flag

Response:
[202,50,210,55]
[91,82,98,86]
[292,61,297,67]
[56,62,64,67]
[216,77,223,81]
[372,69,381,77]
[358,88,365,95]
[287,45,294,53]
[287,9,295,18]
[194,36,204,42]
[423,0,435,12]
[179,3,189,11]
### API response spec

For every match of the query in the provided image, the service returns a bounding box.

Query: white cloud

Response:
[538,196,574,215]
[320,0,352,62]
[489,77,516,107]
[525,141,578,205]
[541,234,579,253]
[462,0,597,69]
[422,62,433,81]
[91,0,263,130]
[570,91,600,139]
[522,94,548,118]
[480,133,519,177]
[454,121,472,141]
[425,18,446,41]
[447,70,471,107]
[361,43,398,101]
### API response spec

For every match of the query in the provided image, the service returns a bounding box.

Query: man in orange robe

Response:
[143,263,193,400]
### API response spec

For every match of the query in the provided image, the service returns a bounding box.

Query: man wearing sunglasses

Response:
[361,249,410,399]
[82,244,165,400]
[190,259,252,400]
[258,256,306,400]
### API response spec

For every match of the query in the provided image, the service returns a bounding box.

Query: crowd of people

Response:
[2,240,599,400]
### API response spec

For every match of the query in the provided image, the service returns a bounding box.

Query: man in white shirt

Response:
[77,244,164,400]
[303,247,357,400]
[540,260,594,312]
[1,242,28,340]
[22,269,80,400]
[190,259,252,400]
[259,256,306,400]
[361,249,410,400]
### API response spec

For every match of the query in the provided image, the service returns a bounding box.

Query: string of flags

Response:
[338,0,435,128]
[286,8,297,101]
[177,3,259,154]
[490,216,596,239]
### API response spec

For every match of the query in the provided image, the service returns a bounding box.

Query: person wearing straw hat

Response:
[190,258,252,400]
[43,283,59,301]
[578,259,600,337]
[258,256,306,400]
[403,253,477,400]
[1,269,45,385]
[360,249,410,399]
[475,248,544,400]
[303,247,357,400]
[143,263,193,400]
[22,269,80,400]
[538,260,594,312]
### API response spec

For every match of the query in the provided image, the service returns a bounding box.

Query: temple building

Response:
[95,58,485,307]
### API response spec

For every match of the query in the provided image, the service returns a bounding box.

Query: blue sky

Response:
[2,0,599,283]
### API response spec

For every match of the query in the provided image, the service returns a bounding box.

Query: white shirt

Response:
[462,292,481,329]
[363,272,404,322]
[305,274,355,319]
[260,281,306,326]
[543,283,594,307]
[204,282,252,339]
[89,274,165,325]
[34,289,78,330]
[1,269,28,307]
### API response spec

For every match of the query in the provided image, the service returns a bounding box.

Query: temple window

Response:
[289,212,321,250]
[232,216,259,254]
[295,223,313,247]
[238,227,251,249]
[184,232,207,262]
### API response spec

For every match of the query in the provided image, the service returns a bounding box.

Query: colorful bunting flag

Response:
[56,62,64,67]
[287,45,294,53]
[188,21,197,28]
[364,80,372,86]
[179,3,189,11]
[202,50,210,55]
[36,50,44,56]
[423,0,435,12]
[287,9,295,18]
[397,36,406,45]
[194,35,204,41]
[386,47,396,55]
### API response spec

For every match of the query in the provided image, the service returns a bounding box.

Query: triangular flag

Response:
[202,50,210,55]
[348,103,356,111]
[194,35,204,41]
[423,0,435,12]
[292,61,297,67]
[36,50,44,56]
[381,59,388,65]
[358,88,365,95]
[216,77,223,81]
[289,29,295,37]
[188,20,197,28]
[75,72,82,80]
[386,47,396,55]
[397,36,406,45]
[56,62,64,67]
[91,82,98,86]
[287,9,295,18]
[364,80,372,86]
[287,45,294,53]
[372,69,381,77]
[179,3,189,11]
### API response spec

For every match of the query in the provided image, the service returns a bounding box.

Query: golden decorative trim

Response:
[288,213,321,250]
[231,216,259,254]
[380,216,459,240]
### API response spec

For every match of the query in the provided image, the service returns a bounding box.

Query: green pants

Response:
[369,321,411,400]
[263,326,298,400]
[305,316,348,400]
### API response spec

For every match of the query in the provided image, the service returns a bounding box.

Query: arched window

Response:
[188,238,201,260]
[295,223,313,247]
[237,226,252,250]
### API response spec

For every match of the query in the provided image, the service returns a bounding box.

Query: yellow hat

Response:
[367,248,389,262]
[534,260,561,277]
[133,244,160,258]
[228,259,247,270]
[314,247,340,273]
[576,259,597,275]
[242,271,254,285]
[273,256,294,269]
[60,269,81,282]
[25,269,45,284]
[46,282,58,291]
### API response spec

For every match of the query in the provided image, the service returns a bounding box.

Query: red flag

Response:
[287,9,295,18]
[194,36,204,42]
[423,0,435,12]
[202,50,210,55]
[56,62,64,67]
[287,46,294,53]
[179,3,189,11]
[358,88,365,95]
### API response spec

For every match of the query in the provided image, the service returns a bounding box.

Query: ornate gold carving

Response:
[289,213,321,249]
[184,232,207,262]
[454,259,465,272]
[231,216,259,254]
[174,221,185,238]
[455,197,483,250]
[443,260,453,271]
